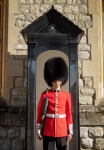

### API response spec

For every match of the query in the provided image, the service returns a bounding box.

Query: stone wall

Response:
[0,0,104,150]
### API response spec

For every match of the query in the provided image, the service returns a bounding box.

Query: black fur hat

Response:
[44,57,68,87]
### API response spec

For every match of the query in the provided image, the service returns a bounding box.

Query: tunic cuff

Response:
[68,124,73,135]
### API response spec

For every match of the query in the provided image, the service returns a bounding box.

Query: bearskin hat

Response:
[44,57,68,87]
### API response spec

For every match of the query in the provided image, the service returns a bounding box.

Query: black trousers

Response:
[43,136,67,150]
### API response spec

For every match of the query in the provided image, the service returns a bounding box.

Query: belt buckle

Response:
[54,114,59,118]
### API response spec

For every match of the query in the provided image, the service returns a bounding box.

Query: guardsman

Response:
[36,57,73,150]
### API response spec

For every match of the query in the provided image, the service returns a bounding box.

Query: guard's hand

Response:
[67,134,72,141]
[37,134,42,140]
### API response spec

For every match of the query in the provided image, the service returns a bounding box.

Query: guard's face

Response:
[52,80,62,89]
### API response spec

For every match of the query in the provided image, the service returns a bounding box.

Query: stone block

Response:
[19,88,26,95]
[19,5,30,13]
[79,4,87,13]
[80,127,88,138]
[12,139,23,150]
[89,127,103,137]
[64,5,78,14]
[95,138,104,150]
[54,5,63,13]
[15,78,24,87]
[39,5,50,13]
[81,137,94,149]
[43,0,53,4]
[80,112,104,125]
[0,128,8,138]
[55,0,66,3]
[12,89,19,96]
[0,139,11,150]
[79,95,93,105]
[78,51,90,59]
[80,88,95,96]
[8,60,23,76]
[8,127,19,138]
[79,79,83,87]
[20,0,33,3]
[11,96,26,106]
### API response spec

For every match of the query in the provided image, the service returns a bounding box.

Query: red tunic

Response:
[36,89,73,137]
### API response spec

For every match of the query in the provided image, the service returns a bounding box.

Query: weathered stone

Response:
[12,139,23,150]
[79,79,83,86]
[54,5,63,13]
[15,78,24,87]
[79,95,92,105]
[19,88,26,95]
[21,20,30,27]
[64,6,78,14]
[80,35,86,43]
[12,89,19,96]
[18,34,25,44]
[80,112,104,125]
[19,5,30,13]
[54,0,66,4]
[95,138,104,150]
[85,20,92,28]
[67,14,74,20]
[79,51,90,59]
[74,13,81,21]
[89,127,103,137]
[66,0,72,4]
[82,0,87,4]
[80,127,88,138]
[24,14,35,22]
[15,20,22,27]
[0,139,11,150]
[79,105,99,113]
[30,5,40,13]
[15,44,27,50]
[78,60,82,68]
[78,44,90,51]
[11,96,26,106]
[76,0,82,4]
[20,0,33,3]
[0,128,8,137]
[81,15,91,21]
[8,127,19,138]
[35,0,42,3]
[43,0,53,3]
[75,20,85,28]
[80,88,94,96]
[78,68,81,74]
[39,5,50,13]
[81,138,94,149]
[20,127,25,138]
[79,4,87,13]
[14,14,25,20]
[84,78,93,87]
